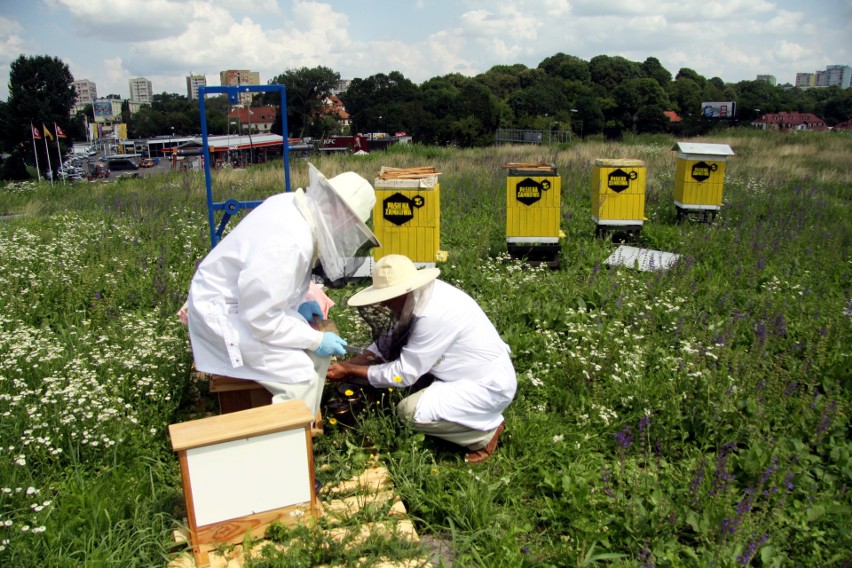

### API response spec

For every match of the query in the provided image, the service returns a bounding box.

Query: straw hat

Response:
[348,255,440,306]
[328,171,375,223]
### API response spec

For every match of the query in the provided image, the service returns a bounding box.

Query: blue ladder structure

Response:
[197,84,292,247]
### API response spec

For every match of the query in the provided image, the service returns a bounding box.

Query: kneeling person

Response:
[326,255,517,463]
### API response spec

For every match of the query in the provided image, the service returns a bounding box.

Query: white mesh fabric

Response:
[305,163,379,281]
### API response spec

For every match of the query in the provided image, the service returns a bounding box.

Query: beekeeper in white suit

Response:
[187,163,378,418]
[326,254,517,463]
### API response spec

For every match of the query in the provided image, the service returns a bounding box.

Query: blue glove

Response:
[315,332,347,357]
[297,300,323,322]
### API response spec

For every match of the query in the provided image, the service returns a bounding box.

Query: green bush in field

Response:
[0,131,849,567]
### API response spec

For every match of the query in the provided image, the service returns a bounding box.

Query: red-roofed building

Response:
[832,119,852,130]
[227,105,277,133]
[751,112,827,131]
[321,95,351,129]
[664,110,682,123]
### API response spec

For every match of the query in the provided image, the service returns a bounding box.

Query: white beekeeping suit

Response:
[187,163,378,415]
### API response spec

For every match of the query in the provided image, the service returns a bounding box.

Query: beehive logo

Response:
[516,177,550,206]
[691,161,718,182]
[383,192,424,226]
[607,169,638,193]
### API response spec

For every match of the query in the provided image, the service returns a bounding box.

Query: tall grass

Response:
[0,130,849,566]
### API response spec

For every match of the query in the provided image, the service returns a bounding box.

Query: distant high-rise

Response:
[756,74,776,86]
[187,74,207,100]
[796,65,851,89]
[72,79,97,114]
[129,77,153,104]
[220,69,261,104]
[795,73,815,88]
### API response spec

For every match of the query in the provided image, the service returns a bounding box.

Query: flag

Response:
[31,123,41,140]
[54,123,67,138]
[43,124,54,141]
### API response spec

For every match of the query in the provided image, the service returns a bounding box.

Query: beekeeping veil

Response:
[295,163,379,282]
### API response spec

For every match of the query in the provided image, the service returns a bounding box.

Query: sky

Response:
[0,0,850,102]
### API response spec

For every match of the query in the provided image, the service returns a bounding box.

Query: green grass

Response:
[0,130,849,566]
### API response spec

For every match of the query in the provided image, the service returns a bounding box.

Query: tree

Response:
[268,66,341,137]
[340,71,419,135]
[475,64,529,100]
[538,53,591,83]
[640,57,672,87]
[613,78,671,132]
[588,55,642,93]
[3,54,76,177]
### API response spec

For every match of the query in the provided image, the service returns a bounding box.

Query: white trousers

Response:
[257,351,330,418]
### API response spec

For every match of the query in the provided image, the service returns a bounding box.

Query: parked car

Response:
[138,158,155,168]
[106,158,139,171]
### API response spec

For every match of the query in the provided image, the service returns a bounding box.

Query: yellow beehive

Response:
[372,167,441,263]
[672,142,735,211]
[591,158,646,226]
[505,163,561,239]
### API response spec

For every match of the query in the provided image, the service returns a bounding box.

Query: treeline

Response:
[2,53,852,179]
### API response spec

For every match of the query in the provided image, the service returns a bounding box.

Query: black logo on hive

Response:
[608,169,638,193]
[515,177,550,206]
[383,192,424,226]
[691,161,718,182]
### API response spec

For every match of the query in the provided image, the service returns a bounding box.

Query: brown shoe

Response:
[464,421,505,464]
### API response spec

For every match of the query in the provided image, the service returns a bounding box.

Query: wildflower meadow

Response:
[0,131,849,566]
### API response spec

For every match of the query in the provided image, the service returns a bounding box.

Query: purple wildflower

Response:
[601,468,614,498]
[637,543,655,568]
[736,533,769,565]
[615,426,634,449]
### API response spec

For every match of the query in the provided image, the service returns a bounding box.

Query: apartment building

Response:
[186,74,207,100]
[796,65,851,89]
[129,77,153,104]
[220,69,261,105]
[72,79,97,114]
[756,74,776,86]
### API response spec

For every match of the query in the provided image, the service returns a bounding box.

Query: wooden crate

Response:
[208,375,272,415]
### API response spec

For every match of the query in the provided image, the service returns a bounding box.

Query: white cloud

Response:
[49,0,188,41]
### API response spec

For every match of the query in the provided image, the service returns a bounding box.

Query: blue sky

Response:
[0,0,850,101]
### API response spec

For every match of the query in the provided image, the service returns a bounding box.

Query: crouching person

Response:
[326,255,517,463]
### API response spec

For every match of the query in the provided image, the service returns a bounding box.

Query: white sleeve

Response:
[367,315,456,387]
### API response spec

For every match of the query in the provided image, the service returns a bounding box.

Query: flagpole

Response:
[30,123,42,182]
[42,125,53,184]
[54,122,66,186]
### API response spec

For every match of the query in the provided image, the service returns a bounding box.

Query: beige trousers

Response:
[396,388,498,450]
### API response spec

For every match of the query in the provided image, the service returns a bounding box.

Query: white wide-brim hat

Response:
[328,171,375,223]
[348,254,440,307]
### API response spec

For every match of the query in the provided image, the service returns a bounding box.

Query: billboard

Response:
[701,101,736,118]
[93,99,114,122]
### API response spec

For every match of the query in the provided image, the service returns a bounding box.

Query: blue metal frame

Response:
[198,84,291,247]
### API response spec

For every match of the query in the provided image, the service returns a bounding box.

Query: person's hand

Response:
[297,300,323,322]
[315,332,347,357]
[326,362,348,382]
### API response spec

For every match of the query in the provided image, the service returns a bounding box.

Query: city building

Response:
[819,65,852,88]
[186,74,207,100]
[331,79,351,95]
[72,79,97,114]
[756,74,776,86]
[795,73,815,88]
[796,65,851,89]
[129,77,153,104]
[751,112,827,131]
[219,69,261,104]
